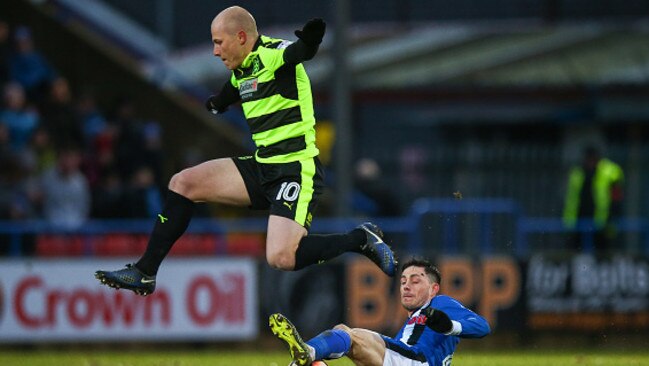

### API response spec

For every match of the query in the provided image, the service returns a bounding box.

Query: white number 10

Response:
[276,181,300,201]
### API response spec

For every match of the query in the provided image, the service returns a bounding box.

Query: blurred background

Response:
[0,0,648,355]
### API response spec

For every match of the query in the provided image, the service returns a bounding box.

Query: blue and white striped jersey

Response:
[382,295,490,366]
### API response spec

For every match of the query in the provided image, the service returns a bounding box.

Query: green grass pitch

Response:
[0,350,647,366]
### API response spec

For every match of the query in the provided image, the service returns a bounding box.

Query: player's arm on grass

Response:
[205,80,240,114]
[284,18,325,64]
[424,296,491,338]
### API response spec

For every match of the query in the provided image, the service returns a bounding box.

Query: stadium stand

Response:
[1,0,648,260]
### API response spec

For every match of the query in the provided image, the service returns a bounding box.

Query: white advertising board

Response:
[0,258,257,342]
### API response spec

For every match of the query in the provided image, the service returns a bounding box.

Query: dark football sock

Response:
[293,229,365,270]
[136,190,194,275]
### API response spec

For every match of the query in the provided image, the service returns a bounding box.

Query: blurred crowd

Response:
[0,21,167,230]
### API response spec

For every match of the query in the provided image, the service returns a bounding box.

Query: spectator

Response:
[0,147,41,255]
[28,126,56,174]
[0,124,18,219]
[3,150,42,220]
[563,146,624,256]
[111,96,146,182]
[122,166,162,218]
[140,120,164,189]
[83,120,118,190]
[8,26,56,102]
[40,76,83,148]
[40,146,90,229]
[353,158,402,217]
[399,145,429,205]
[90,168,123,219]
[0,123,10,159]
[0,82,40,152]
[76,90,107,149]
[0,19,10,85]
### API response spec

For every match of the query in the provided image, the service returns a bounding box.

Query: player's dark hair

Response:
[401,257,441,284]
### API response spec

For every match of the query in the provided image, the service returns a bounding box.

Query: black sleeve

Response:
[211,81,240,111]
[283,39,320,64]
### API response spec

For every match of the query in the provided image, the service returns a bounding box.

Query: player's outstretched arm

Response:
[205,80,240,115]
[284,18,326,64]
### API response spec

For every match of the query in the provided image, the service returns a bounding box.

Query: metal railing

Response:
[2,198,648,258]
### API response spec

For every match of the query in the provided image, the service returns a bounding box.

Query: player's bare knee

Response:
[168,169,193,196]
[349,328,364,342]
[348,328,376,351]
[334,324,352,333]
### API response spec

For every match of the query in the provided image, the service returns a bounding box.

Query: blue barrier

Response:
[2,199,648,257]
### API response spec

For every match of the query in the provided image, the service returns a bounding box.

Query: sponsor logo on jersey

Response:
[407,314,427,325]
[239,78,258,99]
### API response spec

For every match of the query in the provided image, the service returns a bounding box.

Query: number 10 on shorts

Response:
[276,181,301,202]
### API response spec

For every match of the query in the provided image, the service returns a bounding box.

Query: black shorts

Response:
[232,155,325,230]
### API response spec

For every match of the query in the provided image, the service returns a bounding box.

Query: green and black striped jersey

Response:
[230,35,319,164]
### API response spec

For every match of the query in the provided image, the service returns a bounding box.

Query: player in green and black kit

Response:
[95,6,397,296]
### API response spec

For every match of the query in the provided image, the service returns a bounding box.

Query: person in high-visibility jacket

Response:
[563,146,624,255]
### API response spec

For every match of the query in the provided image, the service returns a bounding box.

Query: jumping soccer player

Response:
[95,6,396,296]
[270,257,490,366]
